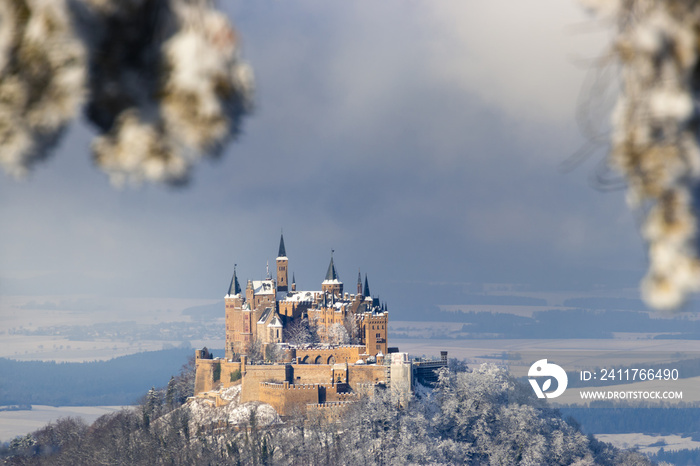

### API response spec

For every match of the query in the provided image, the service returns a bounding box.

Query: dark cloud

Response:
[0,1,647,315]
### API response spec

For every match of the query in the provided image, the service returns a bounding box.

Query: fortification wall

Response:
[307,401,354,421]
[220,361,243,388]
[347,364,388,391]
[240,365,291,403]
[258,382,319,417]
[257,381,358,416]
[195,359,245,395]
[296,346,364,365]
[289,364,333,385]
[194,359,217,394]
[325,385,358,403]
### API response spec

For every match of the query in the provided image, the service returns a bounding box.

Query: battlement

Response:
[260,382,318,390]
[294,344,365,350]
[307,401,355,409]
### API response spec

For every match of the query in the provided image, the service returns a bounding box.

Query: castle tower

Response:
[276,233,288,292]
[357,269,362,296]
[321,250,343,296]
[224,265,243,360]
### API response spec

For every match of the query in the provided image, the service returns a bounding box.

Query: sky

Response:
[0,1,654,316]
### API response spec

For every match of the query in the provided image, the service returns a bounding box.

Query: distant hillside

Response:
[0,348,212,406]
[182,301,224,321]
[391,307,698,339]
[562,297,646,310]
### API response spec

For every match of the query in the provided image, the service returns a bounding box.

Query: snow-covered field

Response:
[596,433,700,455]
[0,406,131,443]
[389,332,700,361]
[0,295,221,362]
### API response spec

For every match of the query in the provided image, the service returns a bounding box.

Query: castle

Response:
[194,234,401,417]
[223,233,388,359]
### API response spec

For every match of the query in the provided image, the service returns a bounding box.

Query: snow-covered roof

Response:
[252,279,275,295]
[322,279,342,285]
[276,256,288,261]
[268,315,283,328]
[257,307,273,324]
[280,290,319,302]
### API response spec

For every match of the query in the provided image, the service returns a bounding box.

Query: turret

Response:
[226,265,241,297]
[276,232,288,292]
[321,250,343,296]
[224,265,243,360]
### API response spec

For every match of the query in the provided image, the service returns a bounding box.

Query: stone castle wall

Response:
[296,346,364,365]
[347,364,388,391]
[258,382,320,416]
[194,358,217,394]
[194,348,394,418]
[240,364,291,403]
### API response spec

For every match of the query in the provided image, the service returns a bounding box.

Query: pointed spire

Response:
[266,261,270,279]
[364,274,370,297]
[324,249,339,281]
[227,264,241,295]
[278,231,287,258]
[292,272,296,285]
[357,269,362,294]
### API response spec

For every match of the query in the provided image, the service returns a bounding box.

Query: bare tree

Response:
[284,317,313,346]
[327,323,350,345]
[246,336,264,365]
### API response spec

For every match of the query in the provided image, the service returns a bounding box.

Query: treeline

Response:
[0,364,652,465]
[9,321,222,342]
[393,307,700,339]
[649,447,700,466]
[0,348,194,406]
[559,404,700,436]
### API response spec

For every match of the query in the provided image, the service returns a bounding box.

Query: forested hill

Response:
[1,364,653,465]
[0,348,194,406]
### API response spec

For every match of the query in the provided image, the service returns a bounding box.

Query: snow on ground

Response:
[596,433,700,455]
[0,405,131,443]
[182,386,280,434]
[219,385,241,403]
